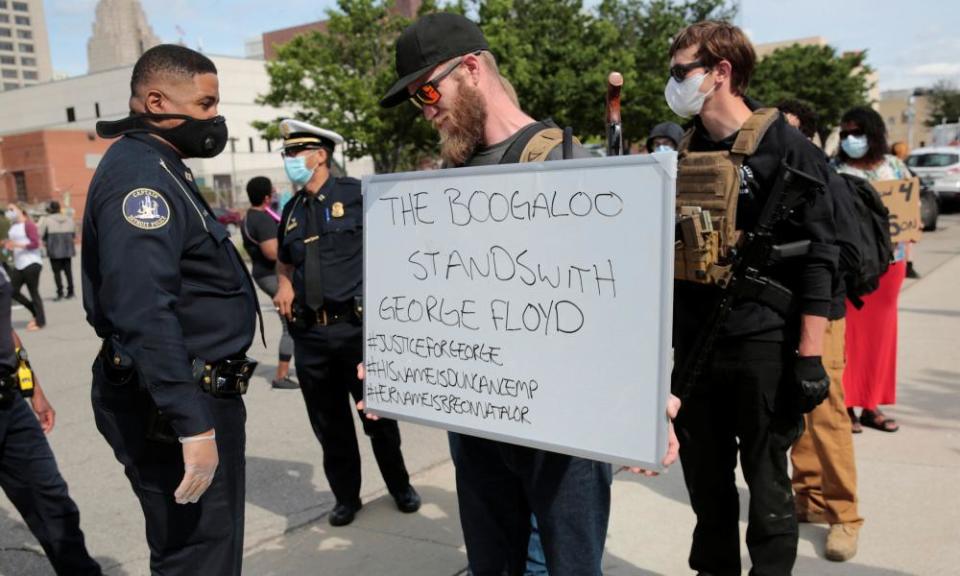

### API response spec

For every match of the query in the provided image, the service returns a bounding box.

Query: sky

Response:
[43,0,960,93]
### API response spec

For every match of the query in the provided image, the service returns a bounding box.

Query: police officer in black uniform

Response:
[82,45,258,575]
[0,268,102,576]
[273,119,420,527]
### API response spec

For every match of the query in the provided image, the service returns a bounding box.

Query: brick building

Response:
[0,129,112,218]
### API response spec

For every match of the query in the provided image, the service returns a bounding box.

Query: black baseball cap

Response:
[379,13,490,108]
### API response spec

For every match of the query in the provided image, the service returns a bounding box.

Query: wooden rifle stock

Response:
[605,72,623,156]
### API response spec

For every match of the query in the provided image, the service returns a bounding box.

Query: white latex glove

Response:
[174,429,218,505]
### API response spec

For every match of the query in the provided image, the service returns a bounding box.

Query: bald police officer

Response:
[273,119,420,527]
[82,45,258,574]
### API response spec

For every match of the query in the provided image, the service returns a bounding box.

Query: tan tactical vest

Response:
[674,108,779,285]
[519,128,580,163]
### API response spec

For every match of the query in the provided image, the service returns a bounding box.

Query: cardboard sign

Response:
[362,154,676,469]
[873,178,922,243]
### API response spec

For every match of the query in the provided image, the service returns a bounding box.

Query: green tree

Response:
[255,0,439,174]
[471,0,620,141]
[751,44,873,143]
[468,0,733,150]
[925,81,960,127]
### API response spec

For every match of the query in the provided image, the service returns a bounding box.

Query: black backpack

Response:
[835,173,894,308]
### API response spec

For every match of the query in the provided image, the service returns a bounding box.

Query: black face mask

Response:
[96,113,229,158]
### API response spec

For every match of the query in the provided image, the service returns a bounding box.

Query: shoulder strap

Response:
[678,127,695,154]
[730,108,780,158]
[519,127,572,163]
[501,120,556,164]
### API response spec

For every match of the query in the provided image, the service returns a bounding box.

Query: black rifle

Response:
[672,158,824,402]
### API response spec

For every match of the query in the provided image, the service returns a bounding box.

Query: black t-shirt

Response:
[242,208,279,279]
[674,102,838,350]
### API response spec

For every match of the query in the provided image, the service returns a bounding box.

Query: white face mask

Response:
[654,144,675,153]
[4,209,17,221]
[664,72,714,119]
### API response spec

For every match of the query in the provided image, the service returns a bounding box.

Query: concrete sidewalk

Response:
[243,215,960,576]
[1,215,957,575]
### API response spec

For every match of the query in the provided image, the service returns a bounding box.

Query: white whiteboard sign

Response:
[363,154,676,468]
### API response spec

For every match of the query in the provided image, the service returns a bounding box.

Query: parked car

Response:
[212,207,243,233]
[906,147,960,208]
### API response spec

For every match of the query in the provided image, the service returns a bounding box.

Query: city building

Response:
[87,0,161,74]
[0,130,112,217]
[244,36,264,60]
[0,55,306,217]
[879,89,935,151]
[0,0,53,92]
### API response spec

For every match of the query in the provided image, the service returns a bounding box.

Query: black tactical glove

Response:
[795,355,830,413]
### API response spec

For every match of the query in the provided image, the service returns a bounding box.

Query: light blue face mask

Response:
[841,135,869,159]
[654,144,675,153]
[283,154,317,187]
[277,190,293,212]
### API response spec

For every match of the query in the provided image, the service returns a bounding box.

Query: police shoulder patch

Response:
[122,188,171,230]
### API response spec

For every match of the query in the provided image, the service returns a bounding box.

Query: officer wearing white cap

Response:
[273,118,420,527]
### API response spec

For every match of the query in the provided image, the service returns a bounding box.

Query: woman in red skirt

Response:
[835,107,907,433]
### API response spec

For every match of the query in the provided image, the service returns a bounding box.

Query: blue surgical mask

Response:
[283,155,316,187]
[841,135,869,159]
[654,144,675,153]
[278,190,293,212]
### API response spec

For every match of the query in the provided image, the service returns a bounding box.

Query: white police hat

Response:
[279,119,344,151]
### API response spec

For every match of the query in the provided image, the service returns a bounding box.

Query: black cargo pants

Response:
[0,393,102,575]
[290,321,410,505]
[675,339,803,576]
[91,360,246,576]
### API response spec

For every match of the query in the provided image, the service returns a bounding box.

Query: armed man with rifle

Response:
[668,21,838,576]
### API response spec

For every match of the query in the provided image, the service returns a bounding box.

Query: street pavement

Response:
[1,213,959,575]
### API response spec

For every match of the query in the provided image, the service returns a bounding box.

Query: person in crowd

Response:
[241,176,297,389]
[890,141,909,161]
[274,119,420,528]
[4,203,46,330]
[645,121,684,153]
[834,106,907,433]
[83,44,258,574]
[39,201,77,301]
[669,21,836,576]
[779,98,864,562]
[380,13,679,575]
[0,266,102,575]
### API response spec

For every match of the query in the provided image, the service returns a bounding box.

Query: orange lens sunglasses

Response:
[410,58,464,109]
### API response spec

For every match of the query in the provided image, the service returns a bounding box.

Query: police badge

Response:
[122,188,171,230]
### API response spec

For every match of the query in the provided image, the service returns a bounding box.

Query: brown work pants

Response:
[791,318,864,527]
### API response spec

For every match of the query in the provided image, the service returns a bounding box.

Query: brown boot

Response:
[796,507,828,524]
[826,523,860,561]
